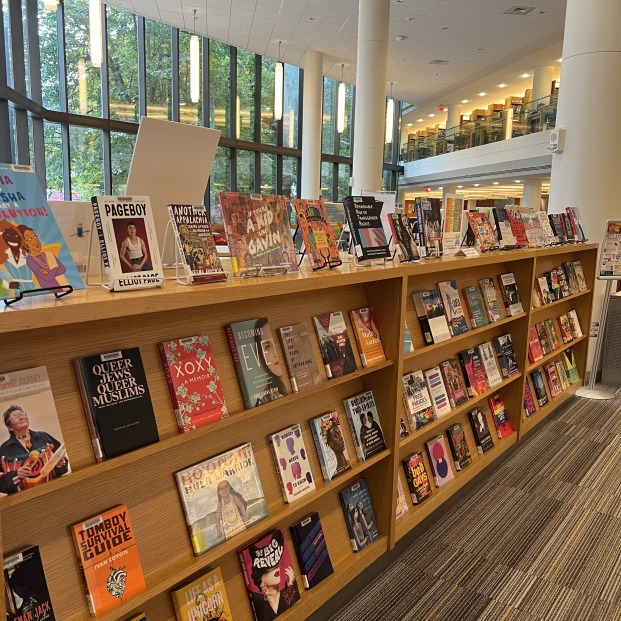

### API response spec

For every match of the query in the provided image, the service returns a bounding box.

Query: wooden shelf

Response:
[530,289,592,317]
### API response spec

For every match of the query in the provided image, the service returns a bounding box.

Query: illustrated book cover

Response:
[312,312,358,379]
[505,206,528,247]
[343,390,386,461]
[477,341,503,388]
[338,479,380,552]
[0,365,69,495]
[437,280,469,336]
[420,198,444,257]
[478,278,505,323]
[488,393,513,439]
[290,512,334,589]
[567,310,583,338]
[543,362,563,398]
[402,370,435,430]
[402,451,432,504]
[412,290,451,345]
[462,285,489,329]
[465,211,499,251]
[349,307,386,368]
[492,207,517,249]
[72,505,146,616]
[424,435,455,487]
[390,213,420,262]
[396,474,409,518]
[342,196,391,260]
[292,198,340,269]
[446,423,472,471]
[556,361,571,390]
[527,324,544,363]
[439,359,469,408]
[545,318,562,351]
[278,324,322,392]
[535,321,551,355]
[458,348,489,397]
[530,369,549,406]
[468,408,495,454]
[557,314,574,344]
[524,378,538,417]
[521,211,547,248]
[497,273,524,317]
[74,348,159,461]
[159,335,228,433]
[175,442,268,556]
[493,334,519,378]
[403,321,414,354]
[423,366,452,418]
[309,410,351,481]
[171,566,232,621]
[572,260,588,291]
[562,348,580,384]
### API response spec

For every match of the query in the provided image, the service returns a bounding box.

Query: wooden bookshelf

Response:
[0,244,597,620]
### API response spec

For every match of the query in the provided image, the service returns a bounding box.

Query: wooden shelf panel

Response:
[526,335,587,373]
[530,289,592,317]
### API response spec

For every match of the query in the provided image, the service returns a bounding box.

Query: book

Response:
[72,505,146,615]
[292,198,340,269]
[572,260,588,291]
[290,512,334,589]
[524,378,537,417]
[497,273,524,317]
[403,321,414,354]
[530,369,549,406]
[521,211,546,248]
[462,286,489,329]
[399,416,410,440]
[349,307,386,367]
[4,545,55,621]
[238,529,301,620]
[395,474,409,518]
[545,269,560,301]
[278,324,322,392]
[562,348,580,384]
[91,195,164,290]
[556,361,571,390]
[492,207,517,249]
[312,311,358,379]
[566,207,587,242]
[171,567,232,621]
[478,278,505,322]
[528,324,544,363]
[402,451,432,504]
[226,318,287,409]
[493,334,520,378]
[563,261,580,294]
[535,276,553,305]
[535,321,551,356]
[468,408,494,454]
[478,341,503,387]
[561,213,576,243]
[557,314,574,344]
[420,197,443,257]
[401,371,434,430]
[536,211,558,245]
[309,411,352,481]
[159,335,228,433]
[269,423,315,503]
[342,196,391,260]
[74,348,158,461]
[545,318,562,351]
[0,164,85,300]
[423,366,452,418]
[549,214,567,244]
[390,213,420,262]
[439,359,469,408]
[175,442,268,555]
[556,265,571,298]
[424,435,455,487]
[343,391,386,461]
[442,194,463,255]
[167,204,227,283]
[458,348,488,397]
[505,206,528,247]
[0,366,70,495]
[411,290,451,345]
[488,393,513,439]
[543,362,563,397]
[437,280,469,336]
[465,211,499,251]
[567,310,583,338]
[339,479,380,552]
[446,423,472,471]
[219,192,298,276]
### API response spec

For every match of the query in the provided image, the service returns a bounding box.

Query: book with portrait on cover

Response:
[312,312,358,379]
[292,198,340,269]
[309,410,351,481]
[343,390,386,461]
[171,566,232,621]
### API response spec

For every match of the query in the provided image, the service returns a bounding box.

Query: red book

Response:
[543,361,563,397]
[527,324,544,363]
[159,335,228,432]
[458,348,488,397]
[488,393,513,439]
[505,207,528,247]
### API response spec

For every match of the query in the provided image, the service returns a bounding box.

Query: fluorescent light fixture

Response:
[474,183,480,187]
[89,0,103,68]
[515,179,522,183]
[457,185,463,188]
[438,187,443,190]
[44,0,58,10]
[385,98,394,143]
[274,61,284,121]
[337,81,346,133]
[190,35,200,103]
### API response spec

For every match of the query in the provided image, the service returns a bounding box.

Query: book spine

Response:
[344,402,365,462]
[158,344,183,433]
[310,423,331,481]
[225,324,251,409]
[238,551,260,621]
[90,196,110,272]
[73,360,105,462]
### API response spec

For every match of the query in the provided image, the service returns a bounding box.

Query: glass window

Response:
[43,121,63,199]
[237,149,255,193]
[22,0,30,99]
[236,49,255,141]
[321,161,333,200]
[2,0,13,89]
[261,56,277,145]
[282,156,297,199]
[70,126,103,200]
[337,163,351,201]
[145,19,171,120]
[338,83,353,157]
[107,6,138,122]
[209,40,230,138]
[260,152,276,195]
[179,31,201,125]
[322,77,336,154]
[38,3,60,110]
[283,64,299,149]
[110,131,136,195]
[209,146,231,221]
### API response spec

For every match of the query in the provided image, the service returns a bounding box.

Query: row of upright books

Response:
[528,309,583,364]
[533,260,588,307]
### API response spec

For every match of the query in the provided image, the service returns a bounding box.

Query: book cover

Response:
[72,505,146,616]
[545,318,562,350]
[458,348,488,397]
[421,289,452,343]
[505,207,528,247]
[468,408,494,454]
[219,192,298,276]
[421,198,444,257]
[226,318,288,409]
[4,545,55,621]
[562,348,580,384]
[492,334,520,378]
[401,371,435,430]
[477,341,503,388]
[437,280,469,336]
[309,411,351,481]
[446,423,472,471]
[566,207,587,242]
[411,291,433,346]
[342,196,390,260]
[349,307,386,368]
[238,529,301,620]
[442,194,463,255]
[556,361,571,390]
[528,324,544,363]
[424,435,455,487]
[403,321,414,354]
[561,213,576,243]
[572,261,588,291]
[549,214,567,244]
[292,198,340,269]
[530,369,549,406]
[563,261,579,294]
[423,366,452,418]
[390,213,420,262]
[91,195,164,290]
[524,378,537,417]
[0,366,69,495]
[171,566,232,621]
[521,211,547,248]
[497,273,524,317]
[399,416,410,440]
[0,164,85,300]
[546,269,560,300]
[535,321,551,356]
[402,451,432,504]
[462,286,489,329]
[536,276,554,305]
[488,393,513,439]
[269,423,315,503]
[396,474,409,518]
[465,212,499,251]
[478,278,505,323]
[290,512,334,589]
[159,335,228,433]
[312,312,358,379]
[338,479,380,552]
[567,310,583,338]
[175,442,268,555]
[557,314,574,344]
[343,391,386,461]
[536,211,558,245]
[74,348,159,461]
[414,197,426,253]
[543,362,563,398]
[439,358,469,408]
[556,266,571,298]
[167,204,227,283]
[278,324,322,392]
[492,207,517,249]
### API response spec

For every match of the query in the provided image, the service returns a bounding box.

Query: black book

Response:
[548,214,567,244]
[290,512,334,589]
[561,213,576,243]
[468,408,494,454]
[446,423,472,471]
[421,198,443,257]
[530,369,549,407]
[343,196,391,260]
[74,348,159,461]
[492,334,519,378]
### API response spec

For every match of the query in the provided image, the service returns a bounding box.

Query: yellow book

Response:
[171,567,233,621]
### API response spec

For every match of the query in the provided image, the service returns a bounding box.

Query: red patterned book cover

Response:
[528,324,544,363]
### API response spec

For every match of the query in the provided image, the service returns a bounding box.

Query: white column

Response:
[532,65,554,103]
[351,0,390,194]
[522,179,543,209]
[445,104,462,152]
[301,51,324,200]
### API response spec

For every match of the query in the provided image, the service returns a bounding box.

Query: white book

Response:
[423,366,452,418]
[567,310,583,337]
[477,342,502,387]
[401,371,435,430]
[536,212,557,245]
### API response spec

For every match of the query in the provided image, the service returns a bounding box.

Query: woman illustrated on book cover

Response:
[320,413,350,475]
[117,220,153,272]
[253,318,287,406]
[215,478,249,539]
[347,503,370,550]
[19,225,69,291]
[0,221,35,294]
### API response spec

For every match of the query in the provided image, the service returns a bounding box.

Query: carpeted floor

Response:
[329,390,621,621]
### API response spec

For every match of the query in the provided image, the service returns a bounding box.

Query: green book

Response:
[561,347,581,384]
[463,286,489,329]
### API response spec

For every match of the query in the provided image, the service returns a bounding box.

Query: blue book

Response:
[338,479,380,552]
[290,512,334,589]
[437,280,469,336]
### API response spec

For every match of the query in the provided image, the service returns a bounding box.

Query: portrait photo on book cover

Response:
[112,218,153,273]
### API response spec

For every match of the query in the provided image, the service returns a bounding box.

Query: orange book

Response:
[72,504,146,616]
[349,307,386,368]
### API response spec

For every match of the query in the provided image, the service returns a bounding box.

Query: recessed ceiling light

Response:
[520,73,530,78]
[438,187,443,190]
[461,99,469,104]
[406,122,413,126]
[478,92,486,96]
[457,185,463,188]
[417,118,424,122]
[429,113,435,117]
[498,83,507,88]
[442,27,448,30]
[474,184,480,187]
[478,48,486,52]
[493,182,499,185]
[558,58,563,62]
[515,179,522,183]
[309,16,315,21]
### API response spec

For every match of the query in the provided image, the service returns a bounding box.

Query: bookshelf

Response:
[0,243,597,620]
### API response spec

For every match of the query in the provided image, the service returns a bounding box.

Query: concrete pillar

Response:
[532,65,554,103]
[522,179,543,210]
[351,0,390,194]
[301,51,324,199]
[445,104,462,152]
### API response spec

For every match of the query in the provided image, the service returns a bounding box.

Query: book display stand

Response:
[292,226,343,271]
[3,282,74,306]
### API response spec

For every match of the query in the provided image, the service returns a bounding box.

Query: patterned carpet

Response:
[329,390,621,621]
